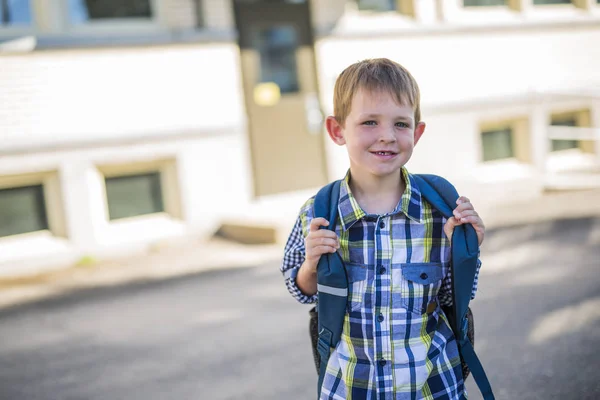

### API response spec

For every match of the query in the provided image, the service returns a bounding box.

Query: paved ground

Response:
[0,216,598,400]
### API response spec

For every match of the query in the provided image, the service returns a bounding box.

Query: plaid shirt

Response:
[281,168,481,399]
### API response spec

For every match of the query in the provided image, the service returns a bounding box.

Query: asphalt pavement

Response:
[0,216,599,400]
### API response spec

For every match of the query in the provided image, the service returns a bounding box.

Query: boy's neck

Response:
[348,168,406,215]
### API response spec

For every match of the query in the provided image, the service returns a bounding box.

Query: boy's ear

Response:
[413,122,426,146]
[326,116,346,146]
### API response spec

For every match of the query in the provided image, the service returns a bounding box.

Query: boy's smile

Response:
[327,88,425,183]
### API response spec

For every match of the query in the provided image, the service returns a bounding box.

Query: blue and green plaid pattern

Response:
[281,168,481,399]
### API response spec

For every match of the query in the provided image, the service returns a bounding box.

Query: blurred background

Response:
[0,0,599,399]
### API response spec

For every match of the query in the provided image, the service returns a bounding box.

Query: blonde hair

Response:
[333,58,421,127]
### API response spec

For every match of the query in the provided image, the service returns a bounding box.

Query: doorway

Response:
[233,0,328,197]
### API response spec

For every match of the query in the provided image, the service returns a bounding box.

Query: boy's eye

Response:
[396,122,410,128]
[363,120,377,126]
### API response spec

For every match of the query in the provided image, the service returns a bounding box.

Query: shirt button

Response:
[379,221,385,229]
[377,314,384,322]
[379,358,386,367]
[379,267,386,274]
[420,272,428,280]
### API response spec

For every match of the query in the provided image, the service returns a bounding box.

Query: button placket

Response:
[374,215,392,383]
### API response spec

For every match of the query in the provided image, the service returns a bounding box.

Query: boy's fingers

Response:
[309,217,329,232]
[455,202,473,211]
[456,196,470,204]
[309,237,339,249]
[309,229,339,240]
[461,215,483,227]
[446,217,462,227]
[454,209,479,219]
[453,204,477,219]
[312,245,338,255]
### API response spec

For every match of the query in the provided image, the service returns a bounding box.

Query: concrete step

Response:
[214,222,279,245]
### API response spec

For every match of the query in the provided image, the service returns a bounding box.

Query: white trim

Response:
[317,284,348,297]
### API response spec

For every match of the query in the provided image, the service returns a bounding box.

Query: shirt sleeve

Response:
[280,212,318,304]
[438,257,482,307]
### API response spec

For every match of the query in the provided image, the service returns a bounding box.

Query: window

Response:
[357,0,397,11]
[68,0,153,24]
[0,0,32,26]
[533,0,570,4]
[550,117,579,152]
[253,25,300,94]
[464,0,506,6]
[481,127,514,161]
[0,185,48,238]
[105,172,164,220]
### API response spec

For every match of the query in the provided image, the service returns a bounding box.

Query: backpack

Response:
[308,174,495,400]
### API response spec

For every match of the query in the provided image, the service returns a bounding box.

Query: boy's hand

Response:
[304,217,340,272]
[443,196,485,246]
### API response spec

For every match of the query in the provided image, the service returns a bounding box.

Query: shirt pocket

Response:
[400,262,448,315]
[346,263,368,312]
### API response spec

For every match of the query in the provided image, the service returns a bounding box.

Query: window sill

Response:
[448,6,522,25]
[0,28,236,52]
[0,231,75,277]
[317,8,600,39]
[67,18,160,31]
[475,158,535,183]
[524,3,592,21]
[97,213,186,248]
[546,150,598,173]
[325,9,418,36]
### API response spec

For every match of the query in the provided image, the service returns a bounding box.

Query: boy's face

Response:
[327,87,425,180]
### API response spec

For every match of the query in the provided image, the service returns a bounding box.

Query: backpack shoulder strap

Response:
[412,174,459,218]
[313,180,348,398]
[313,180,341,231]
[413,174,495,400]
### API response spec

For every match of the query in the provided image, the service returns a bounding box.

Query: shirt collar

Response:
[337,167,423,231]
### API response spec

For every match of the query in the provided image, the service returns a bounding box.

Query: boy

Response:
[281,58,485,399]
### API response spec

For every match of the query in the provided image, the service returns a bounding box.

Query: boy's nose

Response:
[379,128,396,142]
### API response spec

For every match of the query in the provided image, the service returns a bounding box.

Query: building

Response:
[1,0,599,276]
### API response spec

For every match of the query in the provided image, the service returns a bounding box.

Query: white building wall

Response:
[0,43,245,149]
